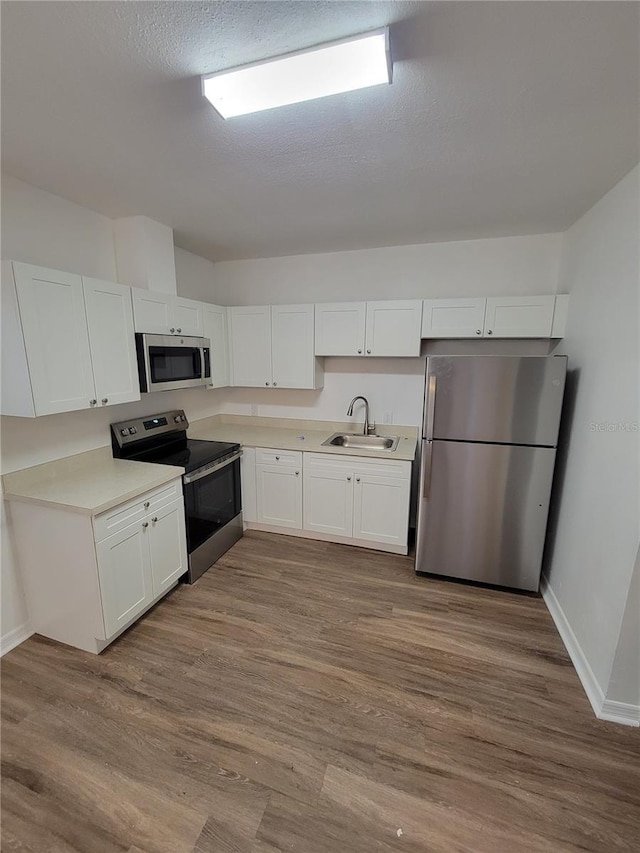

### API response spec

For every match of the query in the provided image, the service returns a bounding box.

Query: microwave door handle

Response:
[183,450,243,485]
[194,347,202,377]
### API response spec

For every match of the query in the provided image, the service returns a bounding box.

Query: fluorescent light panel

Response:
[202,28,391,119]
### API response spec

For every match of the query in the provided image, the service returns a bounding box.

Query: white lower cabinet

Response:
[8,478,187,654]
[147,499,188,594]
[246,449,412,554]
[352,473,411,548]
[303,463,354,537]
[256,449,303,529]
[96,519,154,638]
[96,493,187,638]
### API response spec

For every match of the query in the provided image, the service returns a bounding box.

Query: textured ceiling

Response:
[1,1,638,261]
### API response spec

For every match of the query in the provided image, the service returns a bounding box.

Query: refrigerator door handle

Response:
[424,374,437,440]
[422,440,434,500]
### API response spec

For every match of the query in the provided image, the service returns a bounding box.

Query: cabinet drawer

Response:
[255,448,303,468]
[94,478,183,542]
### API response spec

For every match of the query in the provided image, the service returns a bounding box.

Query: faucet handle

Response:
[367,421,377,435]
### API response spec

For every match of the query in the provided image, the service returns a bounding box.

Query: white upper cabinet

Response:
[365,300,423,356]
[132,289,173,335]
[229,304,322,389]
[2,262,141,417]
[421,295,565,339]
[315,302,366,356]
[271,304,323,389]
[132,290,203,336]
[83,277,140,407]
[10,263,96,416]
[315,301,422,356]
[202,303,230,388]
[174,297,204,337]
[229,305,272,387]
[483,296,555,338]
[422,298,487,339]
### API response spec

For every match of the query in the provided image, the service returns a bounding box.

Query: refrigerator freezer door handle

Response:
[424,374,437,440]
[422,440,433,499]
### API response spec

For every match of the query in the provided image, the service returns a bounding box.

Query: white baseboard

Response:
[540,576,639,727]
[0,622,33,657]
[599,699,640,727]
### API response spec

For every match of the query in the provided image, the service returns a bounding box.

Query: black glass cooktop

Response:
[131,438,239,474]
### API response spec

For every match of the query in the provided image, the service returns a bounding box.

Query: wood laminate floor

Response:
[2,531,639,852]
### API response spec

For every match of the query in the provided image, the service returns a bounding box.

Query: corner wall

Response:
[544,164,640,724]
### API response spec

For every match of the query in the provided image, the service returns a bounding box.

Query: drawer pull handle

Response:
[152,517,158,523]
[275,456,280,461]
[142,522,149,529]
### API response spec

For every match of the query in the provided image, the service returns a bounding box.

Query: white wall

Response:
[546,165,640,711]
[174,246,217,302]
[194,233,562,306]
[606,547,639,708]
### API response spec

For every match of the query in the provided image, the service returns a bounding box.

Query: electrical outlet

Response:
[383,411,393,424]
[251,404,259,416]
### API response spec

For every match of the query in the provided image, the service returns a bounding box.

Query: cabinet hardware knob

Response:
[295,471,299,476]
[102,398,108,404]
[152,517,158,523]
[273,382,277,387]
[177,328,182,333]
[357,349,362,354]
[265,381,270,386]
[356,477,361,482]
[89,399,97,406]
[143,501,150,509]
[142,522,149,529]
[275,456,280,461]
[476,329,482,335]
[487,330,493,335]
[347,476,351,481]
[366,349,372,354]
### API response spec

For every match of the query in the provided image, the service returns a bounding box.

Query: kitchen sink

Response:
[321,432,399,452]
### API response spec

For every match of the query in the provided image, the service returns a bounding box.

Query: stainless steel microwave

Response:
[135,333,210,393]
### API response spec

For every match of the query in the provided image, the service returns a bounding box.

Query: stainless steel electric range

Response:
[111,409,242,582]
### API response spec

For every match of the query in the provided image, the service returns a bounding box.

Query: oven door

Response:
[137,334,210,392]
[182,452,243,581]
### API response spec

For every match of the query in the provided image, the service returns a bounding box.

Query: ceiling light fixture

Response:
[201,27,392,119]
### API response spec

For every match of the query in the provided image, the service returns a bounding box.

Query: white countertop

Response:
[189,414,418,462]
[1,415,416,517]
[2,447,184,516]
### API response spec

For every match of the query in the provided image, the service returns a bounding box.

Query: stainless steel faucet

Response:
[347,396,375,435]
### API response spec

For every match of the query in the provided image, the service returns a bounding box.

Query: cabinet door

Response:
[422,299,486,339]
[256,464,302,529]
[202,304,229,388]
[352,474,410,548]
[132,289,173,334]
[83,277,141,407]
[96,519,154,638]
[174,297,204,337]
[148,499,188,595]
[13,262,96,415]
[271,304,322,389]
[303,464,353,537]
[484,296,555,338]
[228,306,272,387]
[314,302,366,356]
[365,301,423,356]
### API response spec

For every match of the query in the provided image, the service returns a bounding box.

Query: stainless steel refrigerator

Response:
[415,355,567,591]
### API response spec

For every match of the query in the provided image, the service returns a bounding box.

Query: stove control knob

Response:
[128,427,136,435]
[181,414,187,422]
[174,416,181,423]
[120,428,128,437]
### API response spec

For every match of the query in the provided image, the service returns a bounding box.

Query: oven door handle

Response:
[183,450,243,484]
